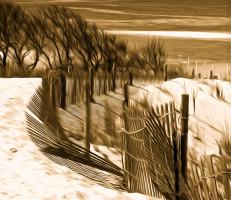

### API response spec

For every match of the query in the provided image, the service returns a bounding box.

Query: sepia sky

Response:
[6,0,231,64]
[8,0,231,31]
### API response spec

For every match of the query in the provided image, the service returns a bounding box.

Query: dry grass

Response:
[219,121,231,156]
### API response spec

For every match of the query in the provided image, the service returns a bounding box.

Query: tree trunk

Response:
[164,64,168,81]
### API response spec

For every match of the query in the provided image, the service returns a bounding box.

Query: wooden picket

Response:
[154,101,178,138]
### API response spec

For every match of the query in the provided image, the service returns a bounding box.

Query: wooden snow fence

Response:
[189,155,231,200]
[57,92,124,147]
[47,71,194,198]
[48,70,131,108]
[121,96,192,200]
[55,79,192,199]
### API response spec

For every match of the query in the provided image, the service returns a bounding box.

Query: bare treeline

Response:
[0,2,167,79]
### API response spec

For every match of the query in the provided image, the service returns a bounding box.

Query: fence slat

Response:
[191,165,202,200]
[206,156,219,200]
[160,104,166,133]
[220,155,230,200]
[199,159,210,200]
[194,166,204,200]
[164,103,171,137]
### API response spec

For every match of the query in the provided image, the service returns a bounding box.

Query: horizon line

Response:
[106,30,231,40]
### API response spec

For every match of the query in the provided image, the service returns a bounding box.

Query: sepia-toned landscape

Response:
[0,1,230,200]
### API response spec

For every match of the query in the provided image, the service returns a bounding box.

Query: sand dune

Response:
[1,77,229,199]
[0,78,157,200]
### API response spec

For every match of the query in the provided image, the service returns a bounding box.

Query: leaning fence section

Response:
[121,104,161,197]
[154,101,178,139]
[121,98,192,200]
[189,155,231,200]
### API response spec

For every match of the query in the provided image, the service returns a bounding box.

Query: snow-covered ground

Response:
[0,78,155,200]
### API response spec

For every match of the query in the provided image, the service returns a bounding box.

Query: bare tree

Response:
[41,6,77,108]
[77,23,105,100]
[0,3,38,76]
[42,7,74,70]
[0,2,16,76]
[7,7,37,75]
[141,37,167,76]
[101,33,117,93]
[112,39,127,91]
[23,11,49,71]
[68,13,106,100]
[69,14,91,71]
[126,47,147,85]
[101,34,127,92]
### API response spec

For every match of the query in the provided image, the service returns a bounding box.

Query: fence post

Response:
[123,82,130,190]
[195,60,198,76]
[124,82,129,107]
[103,71,107,94]
[71,77,77,104]
[112,68,116,92]
[129,70,133,86]
[191,68,195,79]
[180,94,189,181]
[173,131,180,200]
[85,82,91,153]
[164,64,168,81]
[210,70,213,79]
[60,71,66,109]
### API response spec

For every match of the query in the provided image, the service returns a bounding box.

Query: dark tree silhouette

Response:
[101,34,127,92]
[8,7,34,75]
[126,49,145,85]
[113,39,127,81]
[0,3,19,75]
[101,34,117,93]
